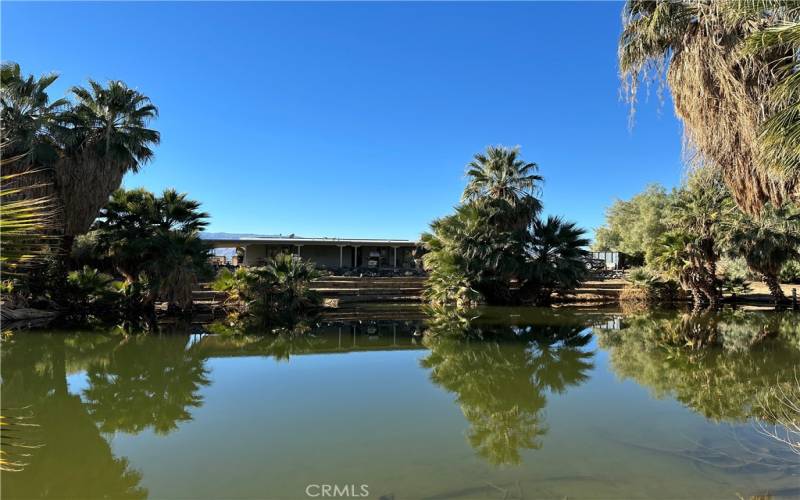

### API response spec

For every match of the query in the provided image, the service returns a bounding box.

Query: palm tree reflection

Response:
[1,334,148,498]
[421,309,594,465]
[82,335,210,435]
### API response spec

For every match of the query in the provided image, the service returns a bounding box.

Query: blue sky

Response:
[2,1,684,241]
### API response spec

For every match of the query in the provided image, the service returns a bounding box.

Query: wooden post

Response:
[393,247,398,268]
[793,288,798,310]
[339,246,343,268]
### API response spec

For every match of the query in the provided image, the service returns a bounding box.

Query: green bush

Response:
[779,260,800,284]
[621,267,680,303]
[212,254,321,325]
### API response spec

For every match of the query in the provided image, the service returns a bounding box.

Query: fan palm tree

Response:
[1,64,160,253]
[58,80,160,240]
[92,188,210,312]
[667,168,734,287]
[0,62,67,169]
[723,205,800,302]
[522,216,589,304]
[651,230,718,307]
[422,202,526,305]
[0,147,61,277]
[462,145,543,214]
[744,15,800,187]
[619,0,799,214]
[148,231,211,311]
[263,253,322,313]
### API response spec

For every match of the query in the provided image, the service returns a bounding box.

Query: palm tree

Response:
[619,1,799,214]
[422,202,526,305]
[0,62,67,169]
[262,253,321,313]
[744,16,800,187]
[522,216,589,304]
[1,64,160,253]
[58,80,160,240]
[651,230,718,307]
[149,231,211,312]
[92,188,210,313]
[0,144,61,278]
[667,168,733,289]
[462,145,543,214]
[723,205,800,302]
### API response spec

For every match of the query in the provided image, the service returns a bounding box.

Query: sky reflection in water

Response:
[2,307,799,499]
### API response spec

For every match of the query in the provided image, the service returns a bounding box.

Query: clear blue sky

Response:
[2,1,684,241]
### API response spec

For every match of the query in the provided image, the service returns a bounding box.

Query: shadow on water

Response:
[1,307,799,498]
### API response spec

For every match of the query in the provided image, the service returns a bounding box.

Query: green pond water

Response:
[2,307,799,499]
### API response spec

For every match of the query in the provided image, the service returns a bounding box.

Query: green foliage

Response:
[422,199,528,306]
[744,18,800,184]
[592,184,670,262]
[719,274,752,296]
[621,266,680,304]
[1,62,160,237]
[93,188,211,311]
[420,309,594,465]
[779,260,800,283]
[717,256,753,282]
[65,266,114,308]
[0,162,61,278]
[605,169,759,307]
[619,1,799,214]
[0,63,67,165]
[422,146,588,307]
[722,203,800,301]
[597,310,800,422]
[462,145,543,214]
[212,253,321,325]
[523,216,589,303]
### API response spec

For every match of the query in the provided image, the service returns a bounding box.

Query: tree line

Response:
[593,168,800,305]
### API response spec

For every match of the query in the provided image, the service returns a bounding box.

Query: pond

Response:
[2,307,799,499]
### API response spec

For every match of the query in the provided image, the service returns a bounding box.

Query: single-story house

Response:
[205,235,421,270]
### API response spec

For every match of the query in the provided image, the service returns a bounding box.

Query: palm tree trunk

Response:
[763,273,786,302]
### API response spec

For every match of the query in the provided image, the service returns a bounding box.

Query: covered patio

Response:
[206,236,420,271]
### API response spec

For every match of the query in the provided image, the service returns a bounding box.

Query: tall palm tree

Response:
[462,145,543,213]
[744,16,800,186]
[0,62,67,169]
[723,205,800,302]
[619,1,799,214]
[58,80,160,239]
[1,64,160,253]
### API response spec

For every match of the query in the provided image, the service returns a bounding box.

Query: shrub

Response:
[621,267,680,304]
[212,254,321,325]
[780,260,800,284]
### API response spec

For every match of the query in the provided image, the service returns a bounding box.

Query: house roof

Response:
[203,235,419,248]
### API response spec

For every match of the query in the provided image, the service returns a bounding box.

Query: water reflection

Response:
[421,308,596,465]
[2,308,799,498]
[597,309,800,423]
[83,335,210,435]
[1,334,148,499]
[596,309,800,482]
